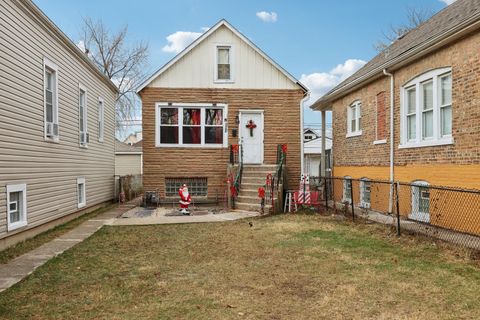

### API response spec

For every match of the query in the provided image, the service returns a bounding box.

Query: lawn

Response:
[0,214,479,319]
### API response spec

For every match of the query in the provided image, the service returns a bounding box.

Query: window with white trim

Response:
[360,178,371,208]
[410,181,430,223]
[343,176,352,203]
[6,184,27,231]
[347,101,362,137]
[98,98,104,142]
[215,45,232,82]
[156,103,227,147]
[44,58,59,141]
[400,68,452,148]
[77,177,86,208]
[79,85,88,146]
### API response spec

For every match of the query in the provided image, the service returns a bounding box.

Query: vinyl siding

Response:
[149,25,298,90]
[0,0,117,239]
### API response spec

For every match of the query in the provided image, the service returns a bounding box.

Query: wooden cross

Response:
[246,120,257,137]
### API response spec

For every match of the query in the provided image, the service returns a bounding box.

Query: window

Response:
[410,181,430,223]
[77,177,86,208]
[374,91,386,143]
[165,178,208,197]
[44,58,59,141]
[360,179,371,208]
[156,103,227,147]
[343,176,352,203]
[347,101,362,137]
[215,45,233,82]
[6,184,27,231]
[400,68,453,148]
[79,85,88,147]
[98,98,104,142]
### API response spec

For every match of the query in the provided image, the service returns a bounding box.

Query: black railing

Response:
[315,176,480,250]
[230,144,243,208]
[262,144,287,214]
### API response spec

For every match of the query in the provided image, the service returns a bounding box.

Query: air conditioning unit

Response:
[46,122,59,138]
[80,132,89,145]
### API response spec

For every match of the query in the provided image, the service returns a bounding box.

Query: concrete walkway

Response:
[0,202,135,293]
[109,210,259,226]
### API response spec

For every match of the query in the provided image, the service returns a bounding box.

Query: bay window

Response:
[400,68,453,148]
[156,103,227,147]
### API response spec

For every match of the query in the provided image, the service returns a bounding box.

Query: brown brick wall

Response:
[331,30,480,168]
[140,88,305,198]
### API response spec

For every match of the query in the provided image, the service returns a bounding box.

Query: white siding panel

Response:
[0,0,117,239]
[115,154,142,176]
[149,25,298,89]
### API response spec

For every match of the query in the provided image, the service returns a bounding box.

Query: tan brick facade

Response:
[140,87,305,198]
[330,30,480,188]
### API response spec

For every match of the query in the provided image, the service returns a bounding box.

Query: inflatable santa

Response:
[179,184,192,215]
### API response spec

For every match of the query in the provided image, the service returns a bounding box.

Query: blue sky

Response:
[34,0,453,134]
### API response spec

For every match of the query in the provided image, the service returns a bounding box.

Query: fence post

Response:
[395,181,401,236]
[324,177,328,210]
[350,179,355,222]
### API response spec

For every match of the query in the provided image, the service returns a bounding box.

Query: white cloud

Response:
[162,30,204,54]
[256,11,278,23]
[439,0,456,5]
[300,58,366,106]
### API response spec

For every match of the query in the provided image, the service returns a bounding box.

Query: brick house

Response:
[137,20,308,209]
[311,0,480,232]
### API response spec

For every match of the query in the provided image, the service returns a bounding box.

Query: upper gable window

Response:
[215,45,233,82]
[400,68,453,148]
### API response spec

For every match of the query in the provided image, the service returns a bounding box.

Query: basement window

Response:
[77,177,86,208]
[7,184,28,231]
[165,178,208,197]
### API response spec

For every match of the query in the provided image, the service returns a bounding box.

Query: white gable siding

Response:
[149,26,298,90]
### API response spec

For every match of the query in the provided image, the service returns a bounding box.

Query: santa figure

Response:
[179,184,192,215]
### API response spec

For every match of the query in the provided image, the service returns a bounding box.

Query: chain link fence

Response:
[314,176,480,250]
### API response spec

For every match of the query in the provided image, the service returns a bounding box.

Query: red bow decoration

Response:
[258,187,265,199]
[281,144,288,154]
[246,120,257,137]
[231,144,239,152]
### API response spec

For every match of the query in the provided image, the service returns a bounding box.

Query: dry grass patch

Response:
[0,214,479,319]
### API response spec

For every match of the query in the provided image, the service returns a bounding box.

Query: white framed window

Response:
[79,85,89,147]
[410,181,430,223]
[77,177,86,208]
[400,68,453,148]
[155,103,228,148]
[359,178,371,208]
[343,176,352,203]
[98,97,104,143]
[347,101,362,137]
[44,58,59,141]
[6,184,27,231]
[214,45,233,82]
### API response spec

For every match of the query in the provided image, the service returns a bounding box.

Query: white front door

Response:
[240,111,264,164]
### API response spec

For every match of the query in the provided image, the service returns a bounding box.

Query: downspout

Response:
[383,69,394,213]
[300,91,310,175]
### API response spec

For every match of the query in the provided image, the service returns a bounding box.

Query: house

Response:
[311,0,480,233]
[137,19,308,209]
[0,0,118,249]
[124,131,142,145]
[115,139,143,176]
[303,128,320,142]
[304,134,332,176]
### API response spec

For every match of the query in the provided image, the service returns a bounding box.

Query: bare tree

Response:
[374,7,433,52]
[79,18,149,135]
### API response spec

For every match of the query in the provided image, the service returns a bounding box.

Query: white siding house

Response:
[0,0,118,248]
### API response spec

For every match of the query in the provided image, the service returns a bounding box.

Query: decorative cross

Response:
[246,120,257,137]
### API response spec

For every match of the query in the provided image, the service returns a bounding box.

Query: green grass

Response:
[0,204,115,264]
[0,214,479,319]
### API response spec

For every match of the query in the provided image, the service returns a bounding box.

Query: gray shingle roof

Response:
[312,0,480,109]
[115,139,142,153]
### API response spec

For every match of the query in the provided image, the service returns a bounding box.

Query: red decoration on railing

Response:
[258,187,265,199]
[281,144,288,154]
[246,120,257,137]
[266,173,273,186]
[232,144,239,152]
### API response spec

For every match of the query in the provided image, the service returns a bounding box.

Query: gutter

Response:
[300,91,311,175]
[383,69,394,214]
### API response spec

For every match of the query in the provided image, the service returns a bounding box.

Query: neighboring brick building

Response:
[311,0,480,229]
[137,20,307,205]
